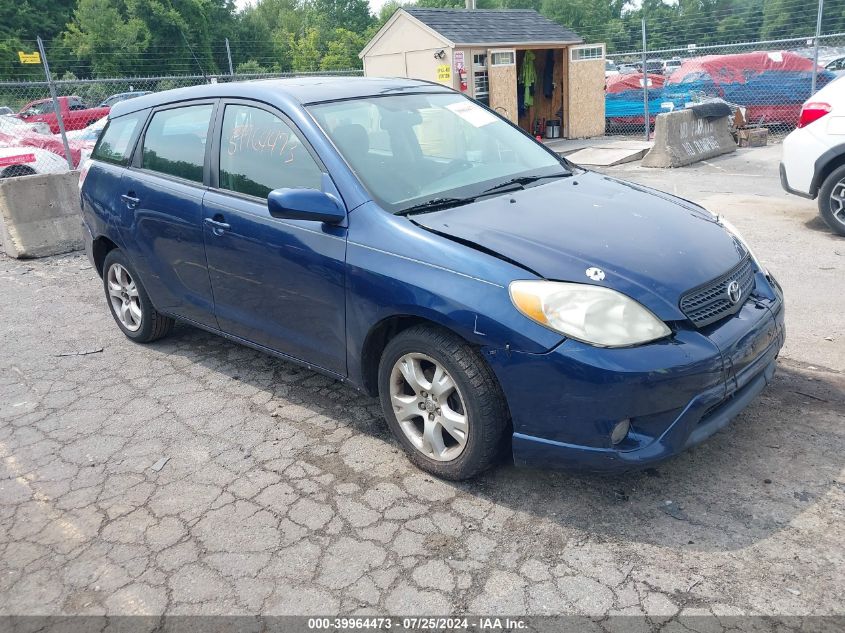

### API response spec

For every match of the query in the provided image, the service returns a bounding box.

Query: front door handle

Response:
[204,216,230,235]
[121,193,139,209]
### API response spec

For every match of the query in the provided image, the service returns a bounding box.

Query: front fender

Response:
[344,203,564,388]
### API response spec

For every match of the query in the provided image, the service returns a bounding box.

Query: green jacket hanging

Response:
[521,50,536,108]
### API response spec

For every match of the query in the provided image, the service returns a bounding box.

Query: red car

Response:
[0,130,89,168]
[17,96,109,134]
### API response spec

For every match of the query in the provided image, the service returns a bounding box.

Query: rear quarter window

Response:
[92,111,146,165]
[141,104,213,183]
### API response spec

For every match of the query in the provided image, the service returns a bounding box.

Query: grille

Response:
[679,255,755,328]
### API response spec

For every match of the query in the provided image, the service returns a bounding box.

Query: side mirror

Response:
[267,188,345,224]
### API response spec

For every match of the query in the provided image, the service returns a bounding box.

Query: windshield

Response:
[24,101,53,115]
[308,93,569,214]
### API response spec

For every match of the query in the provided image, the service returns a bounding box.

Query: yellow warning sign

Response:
[436,64,451,82]
[18,51,41,64]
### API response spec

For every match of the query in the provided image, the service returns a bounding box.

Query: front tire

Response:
[378,325,509,480]
[818,164,845,237]
[102,249,174,343]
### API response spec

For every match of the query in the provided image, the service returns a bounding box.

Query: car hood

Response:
[410,172,747,320]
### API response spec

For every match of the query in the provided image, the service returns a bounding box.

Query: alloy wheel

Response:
[389,353,469,462]
[829,179,845,228]
[107,263,142,332]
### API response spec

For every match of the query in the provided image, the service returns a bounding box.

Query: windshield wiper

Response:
[478,172,572,197]
[394,172,572,215]
[395,196,476,216]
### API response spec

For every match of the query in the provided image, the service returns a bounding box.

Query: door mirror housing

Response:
[267,188,346,224]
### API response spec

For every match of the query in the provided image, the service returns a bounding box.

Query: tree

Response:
[377,1,407,27]
[0,0,76,42]
[235,59,270,74]
[761,0,818,39]
[306,0,374,34]
[63,0,237,77]
[320,28,366,69]
[289,27,322,72]
[63,0,151,77]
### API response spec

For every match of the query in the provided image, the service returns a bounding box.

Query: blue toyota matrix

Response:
[80,77,785,480]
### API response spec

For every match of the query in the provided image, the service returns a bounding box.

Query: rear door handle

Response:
[204,217,230,234]
[121,194,139,209]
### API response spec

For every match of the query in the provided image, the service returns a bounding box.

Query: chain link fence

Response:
[0,69,363,179]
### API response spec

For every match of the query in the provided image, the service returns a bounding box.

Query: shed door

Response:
[487,49,517,124]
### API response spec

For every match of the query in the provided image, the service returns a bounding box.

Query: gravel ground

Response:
[0,145,843,624]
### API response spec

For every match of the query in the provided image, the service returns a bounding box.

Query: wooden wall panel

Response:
[489,61,517,124]
[567,57,606,138]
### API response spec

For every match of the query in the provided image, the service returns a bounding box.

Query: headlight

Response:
[509,280,671,348]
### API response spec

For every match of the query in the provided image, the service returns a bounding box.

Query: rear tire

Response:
[378,325,509,480]
[818,164,845,237]
[102,249,174,343]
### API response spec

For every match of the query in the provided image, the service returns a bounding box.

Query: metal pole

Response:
[811,0,824,95]
[642,19,649,140]
[37,36,74,170]
[225,38,234,76]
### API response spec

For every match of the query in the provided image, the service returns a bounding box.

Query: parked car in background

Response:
[617,64,639,75]
[0,128,87,169]
[98,91,152,108]
[16,96,110,134]
[65,117,107,165]
[0,106,13,116]
[663,58,682,75]
[825,56,845,77]
[66,116,107,144]
[605,59,619,77]
[0,114,51,135]
[81,78,784,479]
[781,76,845,236]
[0,143,69,178]
[637,60,664,75]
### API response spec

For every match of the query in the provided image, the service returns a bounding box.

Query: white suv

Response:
[781,76,845,236]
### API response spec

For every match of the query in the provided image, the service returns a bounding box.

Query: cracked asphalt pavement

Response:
[0,145,843,622]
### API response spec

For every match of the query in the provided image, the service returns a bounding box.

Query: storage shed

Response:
[360,8,606,139]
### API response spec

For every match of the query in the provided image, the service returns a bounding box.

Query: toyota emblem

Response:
[727,280,741,304]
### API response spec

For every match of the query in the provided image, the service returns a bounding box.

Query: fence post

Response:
[641,19,649,141]
[225,38,235,76]
[811,0,824,96]
[37,36,74,170]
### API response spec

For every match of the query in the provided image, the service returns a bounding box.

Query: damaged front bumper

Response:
[486,293,785,473]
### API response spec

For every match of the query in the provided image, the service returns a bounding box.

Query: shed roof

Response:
[403,8,582,46]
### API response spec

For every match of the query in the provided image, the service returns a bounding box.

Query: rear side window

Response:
[142,104,213,183]
[92,111,146,165]
[219,104,322,198]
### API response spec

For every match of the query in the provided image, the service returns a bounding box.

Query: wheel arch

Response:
[359,312,499,398]
[812,144,845,197]
[92,235,120,278]
[0,165,36,179]
[360,314,443,397]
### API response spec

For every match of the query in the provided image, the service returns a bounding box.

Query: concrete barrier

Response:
[0,171,82,258]
[642,108,736,168]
